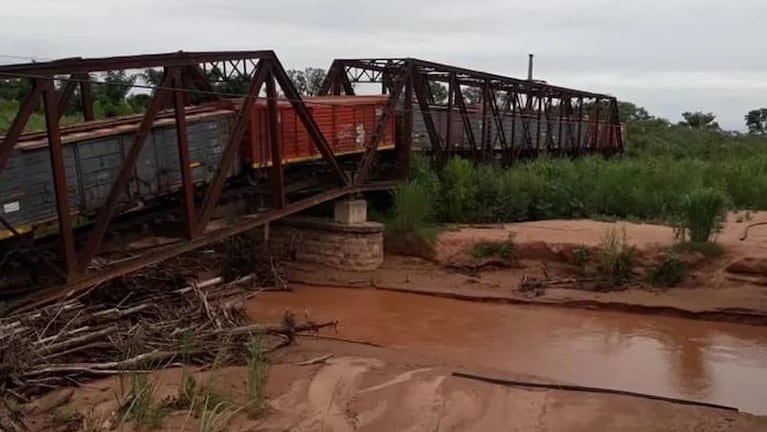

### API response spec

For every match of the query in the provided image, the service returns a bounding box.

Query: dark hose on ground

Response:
[452,371,739,412]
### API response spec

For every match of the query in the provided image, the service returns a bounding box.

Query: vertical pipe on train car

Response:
[41,79,78,280]
[480,79,490,161]
[172,68,198,239]
[557,97,564,156]
[576,97,584,156]
[80,75,95,121]
[445,73,455,159]
[509,90,517,164]
[593,98,602,151]
[399,71,414,179]
[266,64,286,209]
[535,94,543,155]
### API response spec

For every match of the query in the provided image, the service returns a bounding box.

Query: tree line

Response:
[0,67,327,132]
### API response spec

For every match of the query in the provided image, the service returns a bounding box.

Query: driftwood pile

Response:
[0,239,333,407]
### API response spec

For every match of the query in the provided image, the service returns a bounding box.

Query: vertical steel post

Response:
[593,99,602,151]
[80,75,95,121]
[480,79,490,161]
[41,79,78,280]
[266,65,286,209]
[56,77,77,119]
[576,97,584,155]
[399,72,414,178]
[510,90,518,163]
[535,95,543,154]
[557,98,565,155]
[412,73,442,162]
[445,74,455,158]
[78,72,175,271]
[173,68,197,239]
[453,83,477,159]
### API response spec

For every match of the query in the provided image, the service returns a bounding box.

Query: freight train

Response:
[412,106,624,153]
[0,96,395,240]
[0,93,621,241]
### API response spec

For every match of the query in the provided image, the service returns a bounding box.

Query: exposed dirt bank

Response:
[285,212,767,325]
[24,339,767,432]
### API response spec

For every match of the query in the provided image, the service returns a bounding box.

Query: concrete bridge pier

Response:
[268,198,384,271]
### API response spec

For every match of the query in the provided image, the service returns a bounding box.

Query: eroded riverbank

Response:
[285,214,767,325]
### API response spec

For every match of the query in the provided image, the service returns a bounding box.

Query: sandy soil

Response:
[285,212,767,324]
[24,339,767,432]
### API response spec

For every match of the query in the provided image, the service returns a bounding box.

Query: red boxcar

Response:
[245,95,395,169]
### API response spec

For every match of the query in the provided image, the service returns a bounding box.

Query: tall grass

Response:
[245,333,268,417]
[595,227,635,290]
[117,371,168,430]
[406,153,767,225]
[677,188,729,242]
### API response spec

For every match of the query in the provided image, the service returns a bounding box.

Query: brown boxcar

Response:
[245,95,395,169]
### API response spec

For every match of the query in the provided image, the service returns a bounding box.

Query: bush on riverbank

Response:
[401,116,767,225]
[409,154,766,224]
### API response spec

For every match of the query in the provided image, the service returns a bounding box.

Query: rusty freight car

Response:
[0,95,396,240]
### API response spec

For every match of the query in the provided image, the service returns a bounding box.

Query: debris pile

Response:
[0,239,331,411]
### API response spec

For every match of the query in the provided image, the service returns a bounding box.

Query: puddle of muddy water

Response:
[248,286,767,415]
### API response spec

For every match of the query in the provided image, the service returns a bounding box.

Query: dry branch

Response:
[0,242,325,406]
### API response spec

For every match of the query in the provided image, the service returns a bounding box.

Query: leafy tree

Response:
[462,87,482,105]
[0,78,32,104]
[745,108,767,135]
[286,67,326,96]
[617,101,651,123]
[679,111,720,130]
[140,68,164,86]
[428,82,448,104]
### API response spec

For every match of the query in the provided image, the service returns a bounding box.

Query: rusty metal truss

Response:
[0,51,407,301]
[319,57,624,164]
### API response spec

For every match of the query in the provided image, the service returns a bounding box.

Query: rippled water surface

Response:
[249,286,767,414]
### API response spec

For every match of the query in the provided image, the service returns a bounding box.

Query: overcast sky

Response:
[2,0,766,130]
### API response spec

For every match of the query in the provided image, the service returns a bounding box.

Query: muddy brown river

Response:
[248,286,767,415]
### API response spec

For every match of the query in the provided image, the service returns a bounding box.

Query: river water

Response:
[248,286,767,415]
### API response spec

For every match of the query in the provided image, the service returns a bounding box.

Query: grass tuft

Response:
[647,251,687,287]
[595,227,635,290]
[245,333,269,417]
[677,188,729,243]
[117,370,168,430]
[470,235,515,260]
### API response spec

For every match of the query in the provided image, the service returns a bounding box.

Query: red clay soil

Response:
[285,212,767,324]
[23,339,767,432]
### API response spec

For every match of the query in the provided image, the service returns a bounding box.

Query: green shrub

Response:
[574,246,590,267]
[677,188,729,243]
[470,235,515,260]
[595,228,634,289]
[440,157,476,222]
[245,334,268,417]
[385,181,439,258]
[390,181,432,235]
[647,251,687,287]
